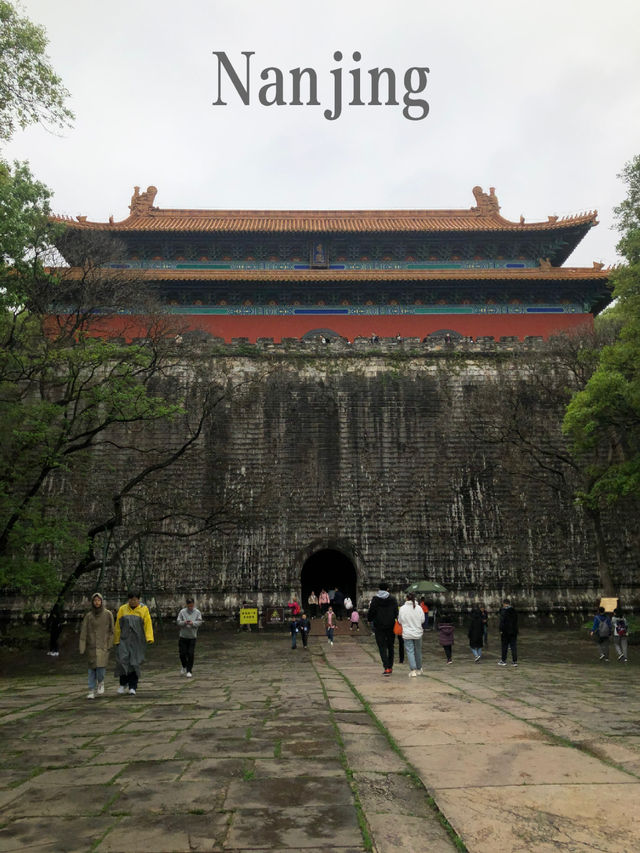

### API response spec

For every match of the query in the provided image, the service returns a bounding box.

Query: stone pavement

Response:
[0,625,639,852]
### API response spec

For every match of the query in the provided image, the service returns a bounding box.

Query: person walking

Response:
[324,606,336,646]
[398,593,424,676]
[298,612,311,648]
[480,605,489,648]
[343,594,353,619]
[349,608,360,631]
[468,605,484,662]
[289,613,300,649]
[114,592,154,695]
[437,613,455,664]
[590,606,612,662]
[498,599,518,667]
[79,593,114,699]
[177,597,203,677]
[612,607,629,662]
[367,581,399,676]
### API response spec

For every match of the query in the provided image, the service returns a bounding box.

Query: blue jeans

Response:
[88,667,105,689]
[403,638,422,671]
[471,647,482,659]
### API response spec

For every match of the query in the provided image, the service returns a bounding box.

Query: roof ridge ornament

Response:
[471,186,500,216]
[129,185,158,215]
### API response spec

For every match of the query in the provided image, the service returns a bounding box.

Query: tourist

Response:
[324,606,336,646]
[307,591,319,618]
[498,599,518,667]
[114,592,154,695]
[367,581,399,676]
[398,593,424,677]
[79,593,114,699]
[612,607,629,662]
[590,606,612,662]
[468,605,484,662]
[343,594,353,619]
[480,605,489,648]
[287,595,301,617]
[437,612,455,664]
[349,608,360,631]
[419,597,429,629]
[318,589,330,615]
[289,613,300,649]
[298,612,311,648]
[177,597,203,678]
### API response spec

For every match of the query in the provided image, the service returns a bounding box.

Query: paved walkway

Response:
[0,625,639,852]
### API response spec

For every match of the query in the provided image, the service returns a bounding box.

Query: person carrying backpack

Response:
[590,606,612,662]
[612,607,629,662]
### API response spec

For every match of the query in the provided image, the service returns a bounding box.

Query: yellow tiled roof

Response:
[52,186,598,235]
[68,266,609,283]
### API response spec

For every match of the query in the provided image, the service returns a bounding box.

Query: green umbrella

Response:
[405,581,448,594]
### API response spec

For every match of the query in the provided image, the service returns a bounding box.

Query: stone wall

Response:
[20,338,639,619]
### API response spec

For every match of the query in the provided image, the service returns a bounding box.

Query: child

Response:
[437,613,455,664]
[350,608,360,631]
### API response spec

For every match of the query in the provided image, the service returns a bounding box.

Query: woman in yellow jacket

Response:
[114,592,154,695]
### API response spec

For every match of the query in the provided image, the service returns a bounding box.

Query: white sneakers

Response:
[97,682,104,695]
[87,691,95,699]
[129,688,136,695]
[180,667,186,675]
[117,685,127,694]
[186,672,193,678]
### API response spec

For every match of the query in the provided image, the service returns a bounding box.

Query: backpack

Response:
[598,616,611,638]
[616,618,628,637]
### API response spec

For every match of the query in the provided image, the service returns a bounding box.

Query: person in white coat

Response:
[398,593,425,676]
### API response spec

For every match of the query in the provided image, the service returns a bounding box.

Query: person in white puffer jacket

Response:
[398,593,425,676]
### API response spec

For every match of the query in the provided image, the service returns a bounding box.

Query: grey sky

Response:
[5,0,640,266]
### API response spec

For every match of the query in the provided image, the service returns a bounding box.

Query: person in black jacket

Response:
[367,582,399,676]
[498,599,518,667]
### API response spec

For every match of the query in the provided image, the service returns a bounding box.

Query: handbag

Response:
[393,619,403,636]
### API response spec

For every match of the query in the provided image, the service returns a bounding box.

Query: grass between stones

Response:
[320,652,468,853]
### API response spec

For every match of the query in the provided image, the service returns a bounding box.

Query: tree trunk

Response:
[584,506,616,597]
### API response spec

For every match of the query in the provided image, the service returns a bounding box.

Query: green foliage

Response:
[563,155,640,509]
[0,0,73,143]
[0,163,195,595]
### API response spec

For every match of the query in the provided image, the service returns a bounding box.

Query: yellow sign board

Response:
[239,607,258,625]
[599,597,618,613]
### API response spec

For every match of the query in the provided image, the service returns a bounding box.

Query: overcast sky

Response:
[5,0,640,266]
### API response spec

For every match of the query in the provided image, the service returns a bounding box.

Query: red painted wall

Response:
[66,313,595,343]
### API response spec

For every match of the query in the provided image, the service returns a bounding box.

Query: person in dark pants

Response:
[498,599,518,667]
[177,597,203,678]
[298,612,311,648]
[114,592,154,695]
[367,582,399,676]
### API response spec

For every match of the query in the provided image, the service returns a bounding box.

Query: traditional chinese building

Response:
[53,185,611,341]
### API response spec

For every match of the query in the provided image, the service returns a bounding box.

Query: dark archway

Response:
[301,549,357,611]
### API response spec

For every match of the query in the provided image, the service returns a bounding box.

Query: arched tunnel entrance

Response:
[300,549,357,611]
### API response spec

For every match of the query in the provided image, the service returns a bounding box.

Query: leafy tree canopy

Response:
[563,155,640,508]
[0,0,73,143]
